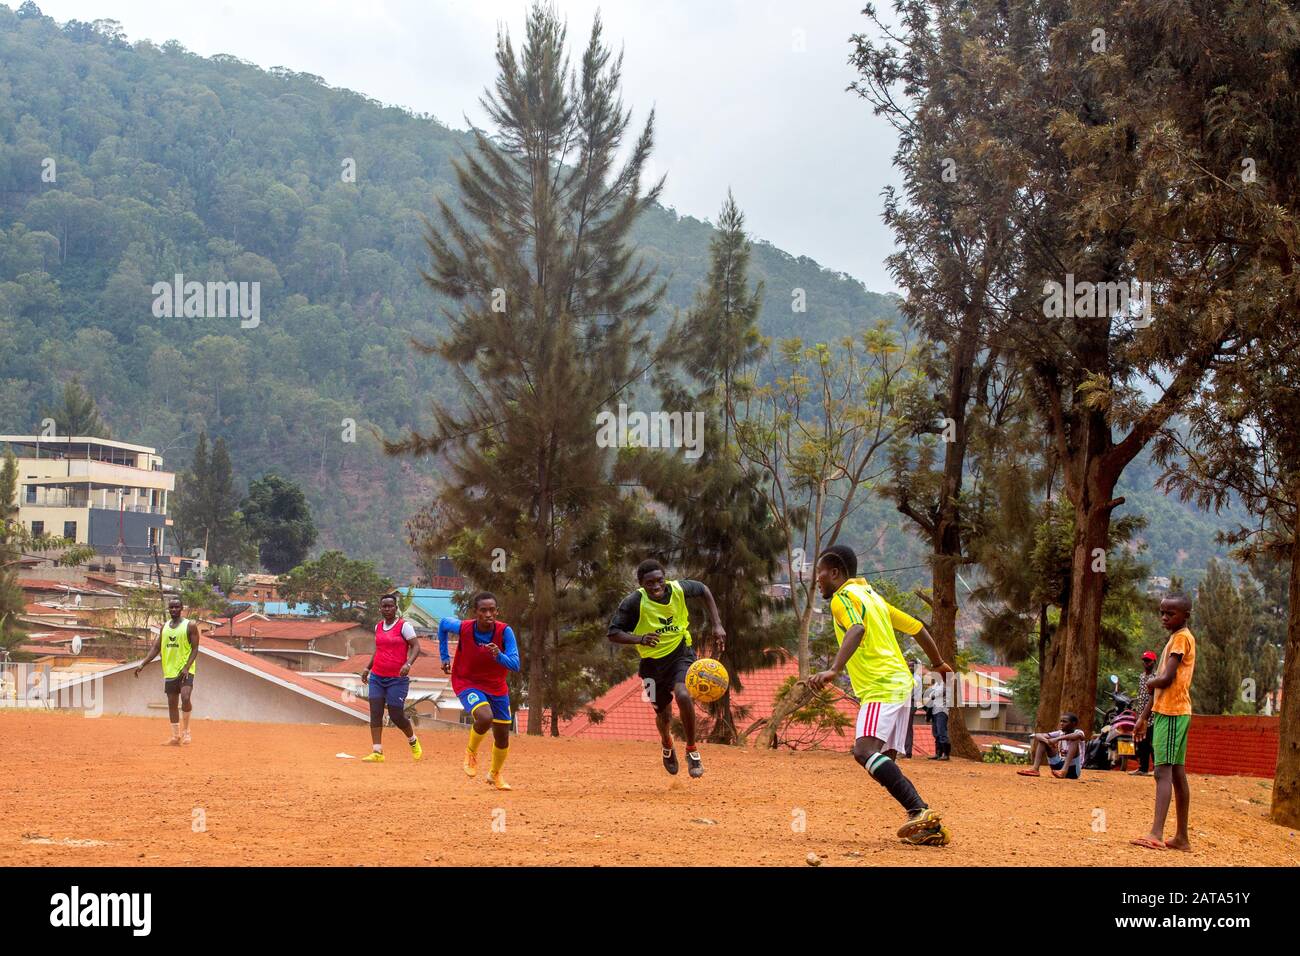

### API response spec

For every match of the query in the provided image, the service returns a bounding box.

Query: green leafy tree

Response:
[388,4,666,734]
[277,550,393,626]
[241,474,317,573]
[731,329,922,677]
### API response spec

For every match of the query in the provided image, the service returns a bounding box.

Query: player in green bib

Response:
[808,545,953,847]
[608,560,725,778]
[135,596,200,745]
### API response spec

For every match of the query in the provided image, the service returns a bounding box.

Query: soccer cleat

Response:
[409,738,423,760]
[463,749,478,777]
[486,770,513,791]
[361,751,385,763]
[686,750,704,778]
[903,824,951,847]
[662,748,679,775]
[181,732,192,746]
[896,807,942,841]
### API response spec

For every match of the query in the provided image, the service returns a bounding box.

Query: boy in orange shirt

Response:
[1131,593,1197,851]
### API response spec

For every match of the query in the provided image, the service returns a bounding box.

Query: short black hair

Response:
[636,559,664,582]
[472,591,497,608]
[379,592,398,605]
[1162,592,1192,612]
[1062,712,1079,726]
[817,544,857,579]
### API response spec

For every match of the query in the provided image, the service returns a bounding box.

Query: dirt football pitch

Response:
[2,711,1296,866]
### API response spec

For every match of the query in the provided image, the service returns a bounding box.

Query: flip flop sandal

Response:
[1130,837,1166,850]
[1016,768,1040,777]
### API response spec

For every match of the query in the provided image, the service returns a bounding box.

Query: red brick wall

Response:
[1185,715,1279,778]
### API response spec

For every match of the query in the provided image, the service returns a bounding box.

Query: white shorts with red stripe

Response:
[854,700,911,753]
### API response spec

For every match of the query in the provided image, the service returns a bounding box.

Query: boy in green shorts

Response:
[1131,593,1197,851]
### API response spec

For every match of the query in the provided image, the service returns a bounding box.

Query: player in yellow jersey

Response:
[134,596,200,745]
[808,545,954,846]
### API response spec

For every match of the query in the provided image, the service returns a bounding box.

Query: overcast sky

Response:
[37,0,903,292]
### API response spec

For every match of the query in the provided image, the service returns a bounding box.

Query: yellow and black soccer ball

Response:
[685,657,729,703]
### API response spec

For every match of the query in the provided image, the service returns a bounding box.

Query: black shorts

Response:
[638,643,695,713]
[163,673,195,695]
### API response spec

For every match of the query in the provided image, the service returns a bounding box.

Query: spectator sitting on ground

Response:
[1016,713,1086,779]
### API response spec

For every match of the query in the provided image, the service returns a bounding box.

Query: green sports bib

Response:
[632,581,692,659]
[160,618,196,678]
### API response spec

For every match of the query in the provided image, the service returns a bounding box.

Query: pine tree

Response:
[389,4,665,733]
[1193,560,1250,716]
[173,432,247,568]
[1,449,25,654]
[42,378,110,438]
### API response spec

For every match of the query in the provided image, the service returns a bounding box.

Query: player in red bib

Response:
[438,591,521,790]
[359,593,423,763]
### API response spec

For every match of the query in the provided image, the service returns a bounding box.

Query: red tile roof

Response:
[205,618,363,643]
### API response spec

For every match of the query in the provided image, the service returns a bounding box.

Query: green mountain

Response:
[0,5,1234,585]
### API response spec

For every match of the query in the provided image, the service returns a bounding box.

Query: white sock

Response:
[170,723,180,738]
[408,735,417,744]
[373,744,383,753]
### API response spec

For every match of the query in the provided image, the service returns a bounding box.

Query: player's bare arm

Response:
[696,583,726,652]
[809,622,865,690]
[134,634,163,677]
[910,625,951,673]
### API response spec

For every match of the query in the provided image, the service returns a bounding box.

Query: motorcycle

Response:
[1085,689,1136,770]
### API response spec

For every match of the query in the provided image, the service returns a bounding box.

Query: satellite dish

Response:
[71,635,83,655]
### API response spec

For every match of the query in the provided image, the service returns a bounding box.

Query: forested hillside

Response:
[0,4,1231,582]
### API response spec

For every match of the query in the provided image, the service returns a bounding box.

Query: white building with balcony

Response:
[1,435,175,559]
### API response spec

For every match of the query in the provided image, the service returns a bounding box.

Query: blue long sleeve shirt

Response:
[438,616,520,672]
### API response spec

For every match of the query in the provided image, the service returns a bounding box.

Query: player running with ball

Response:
[607,560,725,779]
[439,592,520,791]
[808,545,954,847]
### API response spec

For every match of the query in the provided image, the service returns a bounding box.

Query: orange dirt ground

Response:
[1,711,1296,867]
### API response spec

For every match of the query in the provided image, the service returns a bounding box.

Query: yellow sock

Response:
[468,728,487,754]
[490,744,508,776]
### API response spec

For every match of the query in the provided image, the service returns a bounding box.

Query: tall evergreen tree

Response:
[0,448,25,654]
[1193,559,1250,716]
[637,193,785,743]
[173,432,247,568]
[388,4,665,733]
[41,378,109,438]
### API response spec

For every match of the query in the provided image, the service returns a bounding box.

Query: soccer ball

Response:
[685,657,729,703]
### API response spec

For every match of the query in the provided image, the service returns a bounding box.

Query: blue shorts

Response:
[1048,756,1081,779]
[458,687,511,724]
[369,674,410,707]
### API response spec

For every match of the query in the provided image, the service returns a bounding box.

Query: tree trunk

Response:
[1058,484,1116,735]
[1269,494,1300,827]
[1036,634,1064,731]
[930,558,981,759]
[796,595,814,679]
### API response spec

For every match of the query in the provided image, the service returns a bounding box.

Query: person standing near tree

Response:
[925,669,951,761]
[1129,650,1158,776]
[1132,595,1197,851]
